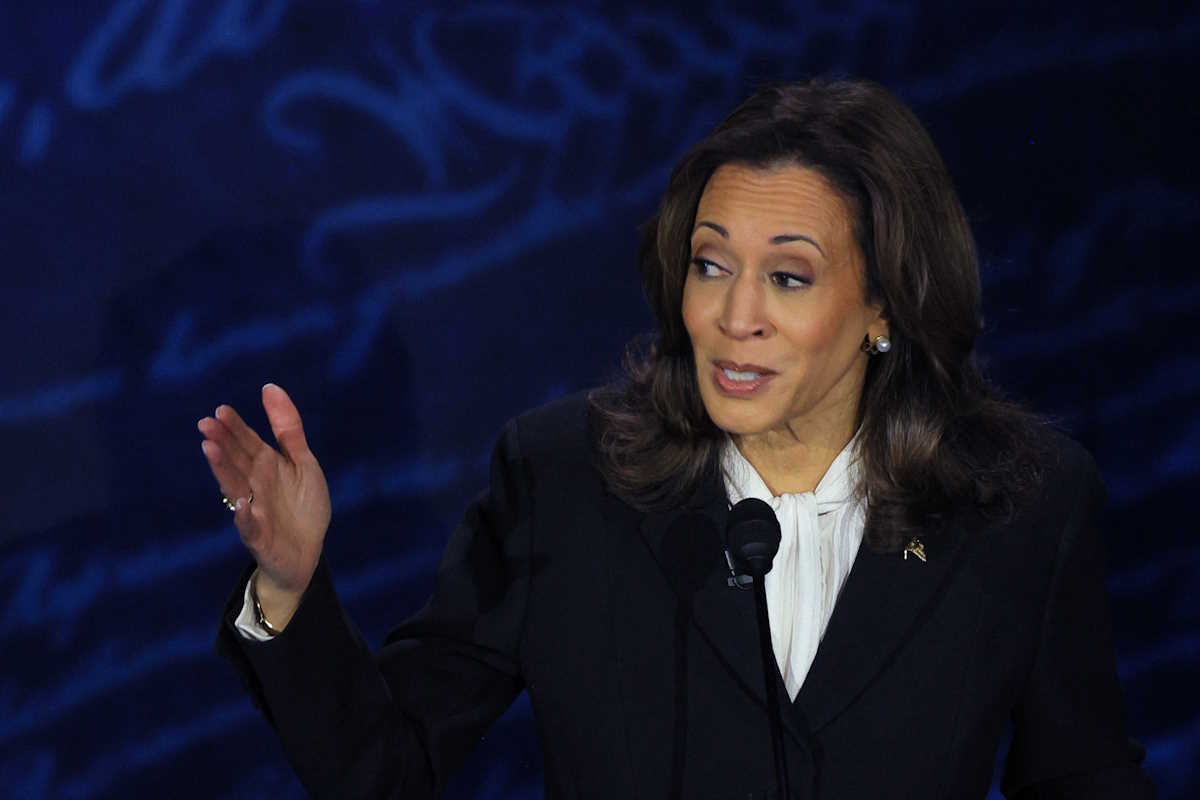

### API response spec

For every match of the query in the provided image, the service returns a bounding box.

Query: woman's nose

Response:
[718,274,772,339]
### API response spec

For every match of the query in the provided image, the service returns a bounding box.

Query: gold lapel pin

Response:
[903,537,927,562]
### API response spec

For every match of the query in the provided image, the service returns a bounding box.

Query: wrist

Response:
[250,571,284,636]
[252,569,304,632]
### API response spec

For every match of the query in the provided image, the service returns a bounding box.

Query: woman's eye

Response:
[771,271,811,289]
[690,258,725,278]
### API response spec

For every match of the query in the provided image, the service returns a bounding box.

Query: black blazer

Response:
[217,391,1153,799]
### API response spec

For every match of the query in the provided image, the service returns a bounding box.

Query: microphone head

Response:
[726,498,781,577]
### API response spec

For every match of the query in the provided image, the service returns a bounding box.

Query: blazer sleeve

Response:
[1002,447,1155,799]
[215,417,533,799]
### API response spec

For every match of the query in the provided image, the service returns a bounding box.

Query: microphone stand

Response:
[727,497,790,798]
[750,570,791,799]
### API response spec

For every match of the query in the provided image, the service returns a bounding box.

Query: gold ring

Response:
[221,491,253,512]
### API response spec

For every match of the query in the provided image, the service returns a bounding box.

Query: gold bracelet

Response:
[251,572,283,637]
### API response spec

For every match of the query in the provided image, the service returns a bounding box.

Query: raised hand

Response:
[198,383,331,628]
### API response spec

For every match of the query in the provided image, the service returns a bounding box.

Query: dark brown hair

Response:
[590,78,1046,552]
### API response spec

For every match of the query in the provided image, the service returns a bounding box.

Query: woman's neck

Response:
[731,419,857,496]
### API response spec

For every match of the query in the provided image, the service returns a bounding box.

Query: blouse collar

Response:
[721,430,862,513]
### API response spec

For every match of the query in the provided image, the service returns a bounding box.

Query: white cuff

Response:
[234,570,276,642]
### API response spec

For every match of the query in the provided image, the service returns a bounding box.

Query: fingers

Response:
[199,436,251,502]
[215,403,268,461]
[200,435,263,547]
[198,401,273,560]
[198,416,255,482]
[261,383,311,463]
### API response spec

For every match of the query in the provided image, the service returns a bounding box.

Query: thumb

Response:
[261,383,311,462]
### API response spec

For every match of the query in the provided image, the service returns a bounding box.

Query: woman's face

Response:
[682,162,887,440]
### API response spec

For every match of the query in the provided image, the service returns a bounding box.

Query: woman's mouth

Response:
[711,361,776,396]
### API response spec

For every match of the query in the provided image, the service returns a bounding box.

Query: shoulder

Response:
[1029,427,1105,513]
[494,388,614,520]
[504,387,600,476]
[989,426,1106,552]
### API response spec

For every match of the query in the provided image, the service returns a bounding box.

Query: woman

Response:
[202,79,1153,798]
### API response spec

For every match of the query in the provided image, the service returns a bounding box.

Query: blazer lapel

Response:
[792,508,981,733]
[632,468,811,747]
[622,463,983,744]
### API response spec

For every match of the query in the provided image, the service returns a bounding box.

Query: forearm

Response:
[216,417,531,797]
[219,558,438,799]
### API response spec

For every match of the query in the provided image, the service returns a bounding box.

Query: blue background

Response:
[1,1,1196,797]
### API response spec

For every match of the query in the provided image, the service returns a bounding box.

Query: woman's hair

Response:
[589,78,1047,552]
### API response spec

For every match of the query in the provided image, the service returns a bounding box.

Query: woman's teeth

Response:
[723,368,762,381]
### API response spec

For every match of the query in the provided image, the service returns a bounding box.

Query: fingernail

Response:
[235,497,245,511]
[263,382,278,392]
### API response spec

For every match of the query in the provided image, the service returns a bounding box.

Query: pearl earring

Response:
[861,333,891,355]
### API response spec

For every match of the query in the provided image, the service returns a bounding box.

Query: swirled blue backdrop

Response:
[1,1,1196,797]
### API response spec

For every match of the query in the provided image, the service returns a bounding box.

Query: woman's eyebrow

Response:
[769,233,825,257]
[693,220,729,238]
[693,220,826,257]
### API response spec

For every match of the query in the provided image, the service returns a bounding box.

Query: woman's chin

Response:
[702,400,782,438]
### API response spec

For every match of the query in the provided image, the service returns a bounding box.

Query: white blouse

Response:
[720,435,866,700]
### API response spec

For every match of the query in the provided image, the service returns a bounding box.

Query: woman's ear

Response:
[868,303,889,341]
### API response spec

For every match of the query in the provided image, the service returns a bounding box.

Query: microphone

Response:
[727,498,791,799]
